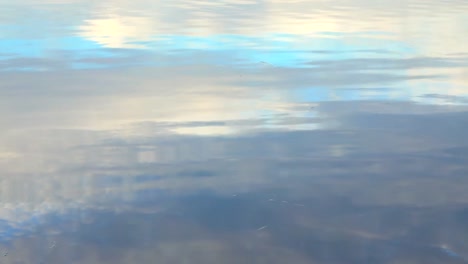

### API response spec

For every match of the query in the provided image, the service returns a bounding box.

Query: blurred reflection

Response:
[1,0,468,263]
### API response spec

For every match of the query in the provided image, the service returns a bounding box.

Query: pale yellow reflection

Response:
[77,0,468,55]
[79,15,154,48]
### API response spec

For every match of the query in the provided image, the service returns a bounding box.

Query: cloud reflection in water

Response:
[0,0,468,263]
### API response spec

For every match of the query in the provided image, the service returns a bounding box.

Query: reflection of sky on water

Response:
[0,34,415,69]
[2,101,468,263]
[1,33,466,104]
[1,0,468,263]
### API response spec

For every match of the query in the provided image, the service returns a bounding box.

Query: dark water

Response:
[1,0,468,263]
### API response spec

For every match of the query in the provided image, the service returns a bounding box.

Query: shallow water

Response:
[1,0,468,263]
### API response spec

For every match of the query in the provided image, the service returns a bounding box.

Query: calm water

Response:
[1,0,468,263]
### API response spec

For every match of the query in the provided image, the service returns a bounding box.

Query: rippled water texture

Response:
[1,0,468,263]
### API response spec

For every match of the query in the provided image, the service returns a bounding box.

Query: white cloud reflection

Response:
[79,16,154,48]
[72,0,468,55]
[0,0,467,251]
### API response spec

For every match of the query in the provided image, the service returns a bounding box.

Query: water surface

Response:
[1,0,468,263]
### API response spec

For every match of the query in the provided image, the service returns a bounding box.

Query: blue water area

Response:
[0,0,468,263]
